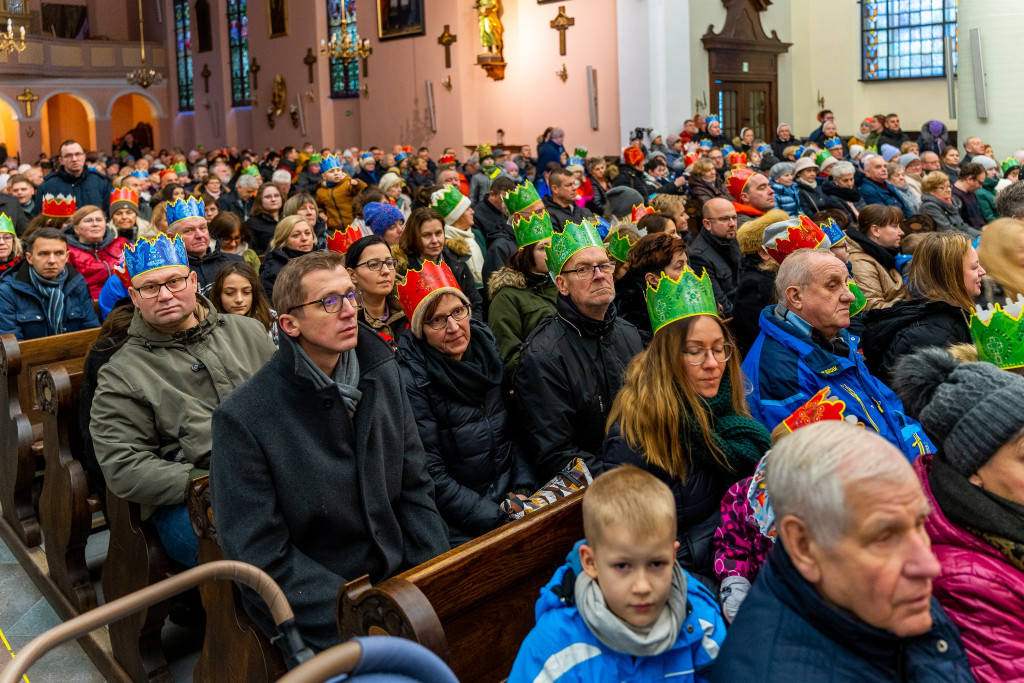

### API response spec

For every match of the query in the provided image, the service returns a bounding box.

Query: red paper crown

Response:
[159,168,176,178]
[325,225,363,255]
[397,259,461,321]
[42,193,76,218]
[726,151,748,167]
[684,152,699,167]
[631,205,653,222]
[110,187,139,207]
[401,145,414,154]
[764,215,828,264]
[623,146,645,167]
[438,153,457,166]
[781,387,848,432]
[725,166,756,202]
[112,255,132,290]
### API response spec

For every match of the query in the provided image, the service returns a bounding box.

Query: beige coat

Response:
[846,238,909,311]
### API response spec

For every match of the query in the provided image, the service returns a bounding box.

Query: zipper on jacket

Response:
[840,382,880,433]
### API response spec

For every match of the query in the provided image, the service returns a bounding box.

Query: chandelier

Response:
[1,18,26,55]
[126,0,163,88]
[320,12,371,66]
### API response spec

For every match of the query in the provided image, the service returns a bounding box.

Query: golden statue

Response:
[475,0,503,57]
[271,75,287,116]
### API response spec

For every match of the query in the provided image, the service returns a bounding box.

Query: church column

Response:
[956,1,1024,156]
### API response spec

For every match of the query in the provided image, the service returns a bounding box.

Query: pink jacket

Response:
[712,475,774,584]
[915,454,1024,683]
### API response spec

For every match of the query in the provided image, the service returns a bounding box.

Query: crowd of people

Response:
[1,112,1023,680]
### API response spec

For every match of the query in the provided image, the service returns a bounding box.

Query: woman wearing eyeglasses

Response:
[396,259,534,547]
[603,266,771,588]
[345,235,408,343]
[260,216,316,302]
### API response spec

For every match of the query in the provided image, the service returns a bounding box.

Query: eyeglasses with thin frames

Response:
[426,305,471,330]
[353,257,398,272]
[682,344,734,366]
[287,290,362,314]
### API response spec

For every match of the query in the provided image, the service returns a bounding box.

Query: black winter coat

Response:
[586,175,609,215]
[245,212,280,253]
[513,295,642,481]
[687,229,741,318]
[771,136,797,161]
[36,167,111,216]
[473,199,516,286]
[188,248,244,294]
[733,256,777,359]
[613,270,654,346]
[820,178,866,223]
[860,299,970,384]
[210,325,449,652]
[216,191,252,221]
[398,321,534,546]
[407,249,484,322]
[794,179,827,215]
[259,247,305,302]
[542,195,594,231]
[610,165,648,198]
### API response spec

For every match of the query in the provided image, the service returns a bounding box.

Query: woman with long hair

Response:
[246,183,284,252]
[259,215,316,301]
[345,234,408,343]
[604,268,771,585]
[585,157,611,215]
[397,206,483,317]
[209,261,275,333]
[939,146,961,184]
[282,191,329,249]
[976,218,1024,306]
[209,211,261,273]
[846,203,910,310]
[861,231,982,383]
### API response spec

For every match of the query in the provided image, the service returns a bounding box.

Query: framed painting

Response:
[268,0,287,38]
[377,0,425,40]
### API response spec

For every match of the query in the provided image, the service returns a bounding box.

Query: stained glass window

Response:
[862,0,957,81]
[173,0,194,111]
[228,0,250,107]
[327,0,360,99]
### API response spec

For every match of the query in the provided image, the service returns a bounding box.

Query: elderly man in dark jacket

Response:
[36,140,111,215]
[513,220,642,481]
[688,198,742,318]
[211,251,448,652]
[711,422,975,682]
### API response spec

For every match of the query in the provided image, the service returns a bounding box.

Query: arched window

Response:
[173,0,194,111]
[862,0,957,81]
[228,0,250,106]
[327,0,360,99]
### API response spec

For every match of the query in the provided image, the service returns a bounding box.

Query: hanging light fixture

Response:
[127,0,163,88]
[0,18,26,55]
[320,10,371,73]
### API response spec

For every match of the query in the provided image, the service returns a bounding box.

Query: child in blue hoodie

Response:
[509,466,726,682]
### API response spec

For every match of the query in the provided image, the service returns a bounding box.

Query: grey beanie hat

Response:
[769,161,795,180]
[605,186,644,219]
[892,347,1024,475]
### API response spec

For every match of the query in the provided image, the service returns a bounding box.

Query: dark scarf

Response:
[680,372,772,479]
[823,180,862,202]
[846,227,898,272]
[419,326,502,403]
[929,455,1024,571]
[28,266,69,335]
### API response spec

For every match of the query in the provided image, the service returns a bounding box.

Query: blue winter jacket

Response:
[0,261,99,340]
[741,305,933,462]
[535,140,567,181]
[769,180,800,216]
[858,177,908,212]
[98,275,130,320]
[509,542,726,683]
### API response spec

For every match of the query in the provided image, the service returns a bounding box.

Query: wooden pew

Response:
[0,329,98,546]
[339,494,584,683]
[186,475,288,683]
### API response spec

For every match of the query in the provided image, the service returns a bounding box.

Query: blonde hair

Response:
[650,193,684,214]
[691,158,714,176]
[921,171,951,195]
[606,315,750,482]
[908,231,976,311]
[270,215,312,250]
[977,218,1024,299]
[582,466,676,546]
[150,202,169,233]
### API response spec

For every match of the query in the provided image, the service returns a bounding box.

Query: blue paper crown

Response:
[568,155,584,167]
[320,154,342,172]
[706,115,721,125]
[165,197,205,228]
[359,152,373,162]
[124,233,189,280]
[129,169,150,179]
[757,143,772,156]
[698,139,713,148]
[824,137,843,150]
[395,151,408,163]
[795,145,814,158]
[722,145,735,154]
[819,217,845,247]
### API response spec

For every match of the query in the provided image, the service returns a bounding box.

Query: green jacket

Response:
[486,267,558,380]
[90,297,277,513]
[977,177,999,224]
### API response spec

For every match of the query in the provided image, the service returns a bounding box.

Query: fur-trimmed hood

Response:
[487,266,527,300]
[445,236,471,257]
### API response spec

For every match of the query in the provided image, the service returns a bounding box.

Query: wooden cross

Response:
[438,24,457,69]
[200,64,211,93]
[550,6,574,57]
[303,48,317,84]
[249,58,261,89]
[16,88,38,117]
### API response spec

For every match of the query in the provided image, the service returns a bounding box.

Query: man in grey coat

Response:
[210,250,448,652]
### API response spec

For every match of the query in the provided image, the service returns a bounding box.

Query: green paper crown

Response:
[430,185,470,223]
[848,280,867,317]
[502,181,542,216]
[513,210,554,248]
[645,266,718,335]
[607,229,636,263]
[309,153,322,164]
[546,219,604,276]
[0,213,13,236]
[573,146,588,159]
[971,297,1024,370]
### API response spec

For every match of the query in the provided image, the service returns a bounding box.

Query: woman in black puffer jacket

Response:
[398,274,534,547]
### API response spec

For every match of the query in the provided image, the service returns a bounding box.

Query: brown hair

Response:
[908,231,976,311]
[691,158,714,176]
[272,250,346,314]
[71,205,104,228]
[623,233,687,278]
[857,204,904,236]
[209,210,253,245]
[939,146,959,164]
[582,465,677,546]
[210,261,275,331]
[637,212,674,235]
[400,207,445,257]
[920,171,951,195]
[505,241,547,283]
[249,183,282,219]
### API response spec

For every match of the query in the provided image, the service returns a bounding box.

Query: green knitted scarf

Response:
[679,373,772,479]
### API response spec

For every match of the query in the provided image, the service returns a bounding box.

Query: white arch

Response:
[35,90,99,122]
[104,89,165,119]
[0,93,20,120]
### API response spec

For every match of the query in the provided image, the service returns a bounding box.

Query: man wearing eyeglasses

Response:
[90,233,277,569]
[688,198,742,318]
[165,197,244,293]
[514,219,642,481]
[209,250,447,651]
[35,140,112,216]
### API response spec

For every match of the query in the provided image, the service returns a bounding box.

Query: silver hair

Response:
[766,422,915,547]
[236,174,259,190]
[774,248,827,303]
[830,161,856,180]
[271,169,292,184]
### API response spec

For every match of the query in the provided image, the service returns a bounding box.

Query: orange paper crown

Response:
[110,187,139,207]
[42,193,76,218]
[401,145,414,154]
[325,225,363,255]
[725,166,756,202]
[726,151,749,167]
[781,387,848,432]
[631,205,653,222]
[764,215,827,264]
[623,146,645,167]
[438,153,457,166]
[397,259,461,321]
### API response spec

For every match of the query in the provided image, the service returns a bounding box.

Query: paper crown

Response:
[402,145,414,154]
[502,180,542,215]
[818,217,845,247]
[110,187,139,208]
[1002,157,1021,174]
[722,145,735,155]
[684,152,700,167]
[823,137,843,150]
[764,215,828,264]
[706,115,721,125]
[172,162,188,175]
[815,150,832,167]
[971,296,1024,370]
[430,185,470,224]
[359,152,374,162]
[124,233,189,280]
[308,153,323,164]
[42,193,76,218]
[242,165,260,176]
[726,151,748,167]
[607,229,637,263]
[477,143,493,159]
[320,154,342,172]
[325,225,363,255]
[397,259,462,323]
[158,168,175,179]
[129,169,150,179]
[112,252,132,289]
[795,145,815,159]
[546,219,604,276]
[623,147,645,166]
[780,387,848,433]
[645,266,718,335]
[848,280,867,317]
[573,146,588,159]
[725,166,755,202]
[0,213,14,236]
[698,139,713,149]
[165,197,205,228]
[631,204,653,222]
[512,210,554,248]
[567,155,585,169]
[394,152,408,163]
[757,143,772,156]
[438,153,457,166]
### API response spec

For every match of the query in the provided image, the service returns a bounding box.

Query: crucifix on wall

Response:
[438,24,456,69]
[550,6,574,56]
[17,88,38,117]
[200,64,211,93]
[303,48,317,84]
[250,58,261,89]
